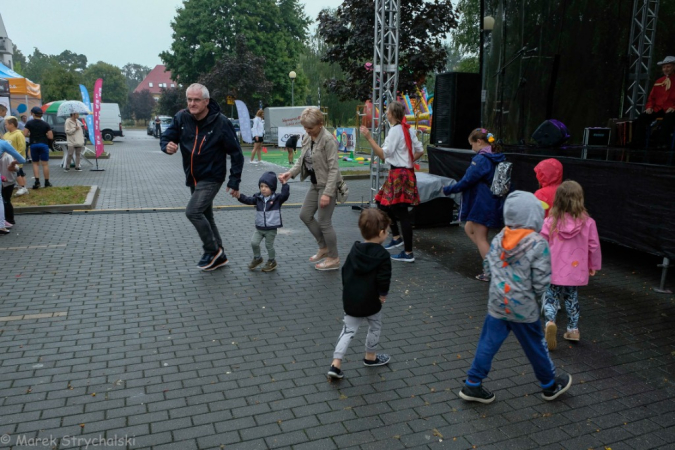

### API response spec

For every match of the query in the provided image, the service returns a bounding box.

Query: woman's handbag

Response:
[336,180,350,204]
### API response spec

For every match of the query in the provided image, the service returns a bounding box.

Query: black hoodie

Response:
[341,241,392,317]
[160,99,244,190]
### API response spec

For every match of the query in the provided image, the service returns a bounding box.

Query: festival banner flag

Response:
[235,100,253,144]
[93,78,104,157]
[78,84,95,144]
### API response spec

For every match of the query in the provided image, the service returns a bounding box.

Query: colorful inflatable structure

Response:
[401,86,433,134]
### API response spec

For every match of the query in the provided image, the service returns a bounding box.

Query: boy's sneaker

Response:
[32,180,40,189]
[391,251,414,263]
[542,372,572,401]
[248,257,264,270]
[563,329,580,341]
[44,180,52,188]
[64,167,70,172]
[327,365,344,379]
[363,354,390,367]
[197,247,224,270]
[204,253,229,272]
[15,187,28,196]
[459,382,496,404]
[261,260,277,272]
[384,237,403,249]
[75,166,82,171]
[545,321,557,351]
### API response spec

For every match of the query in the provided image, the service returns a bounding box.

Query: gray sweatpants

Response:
[333,312,382,359]
[251,229,277,260]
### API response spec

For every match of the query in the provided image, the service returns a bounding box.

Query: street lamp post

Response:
[289,71,297,106]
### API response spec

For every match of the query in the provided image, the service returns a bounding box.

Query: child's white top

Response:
[381,124,423,168]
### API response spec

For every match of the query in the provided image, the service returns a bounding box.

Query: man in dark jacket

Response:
[161,83,244,271]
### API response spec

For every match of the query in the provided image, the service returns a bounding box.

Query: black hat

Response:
[31,106,43,115]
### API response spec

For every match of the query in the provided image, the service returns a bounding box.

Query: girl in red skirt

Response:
[360,101,425,262]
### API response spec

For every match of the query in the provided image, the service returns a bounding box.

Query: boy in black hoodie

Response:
[328,209,393,379]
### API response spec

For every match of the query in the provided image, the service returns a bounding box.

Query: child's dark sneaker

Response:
[248,257,264,270]
[327,365,344,379]
[384,237,403,249]
[363,354,390,366]
[261,260,277,272]
[44,180,52,188]
[542,372,572,401]
[459,382,495,404]
[391,251,414,262]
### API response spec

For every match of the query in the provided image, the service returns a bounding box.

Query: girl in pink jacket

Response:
[541,181,601,350]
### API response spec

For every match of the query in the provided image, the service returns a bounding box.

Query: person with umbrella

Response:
[65,113,84,171]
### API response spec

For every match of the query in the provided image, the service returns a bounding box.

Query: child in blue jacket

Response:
[236,171,290,272]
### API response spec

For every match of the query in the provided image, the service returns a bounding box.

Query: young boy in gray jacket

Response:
[459,191,572,403]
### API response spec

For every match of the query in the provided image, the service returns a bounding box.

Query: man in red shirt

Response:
[633,56,675,148]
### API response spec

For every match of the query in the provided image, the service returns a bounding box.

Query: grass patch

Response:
[13,186,91,207]
[50,151,110,158]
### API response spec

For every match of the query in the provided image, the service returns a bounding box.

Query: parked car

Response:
[151,116,172,138]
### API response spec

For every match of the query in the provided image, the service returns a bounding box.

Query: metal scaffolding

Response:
[369,0,400,205]
[624,0,660,119]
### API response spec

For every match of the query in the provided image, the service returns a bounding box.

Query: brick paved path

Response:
[0,130,673,449]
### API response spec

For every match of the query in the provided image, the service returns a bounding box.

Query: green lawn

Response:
[244,149,372,169]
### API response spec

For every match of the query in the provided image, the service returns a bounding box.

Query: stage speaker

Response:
[532,120,570,147]
[431,72,481,148]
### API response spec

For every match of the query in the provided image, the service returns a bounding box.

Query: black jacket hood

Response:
[349,241,390,274]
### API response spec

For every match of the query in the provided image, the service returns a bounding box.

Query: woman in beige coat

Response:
[65,113,85,171]
[279,107,343,270]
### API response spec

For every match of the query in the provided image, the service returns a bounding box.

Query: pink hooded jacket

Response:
[541,214,602,286]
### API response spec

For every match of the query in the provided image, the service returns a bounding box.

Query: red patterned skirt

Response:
[375,167,420,206]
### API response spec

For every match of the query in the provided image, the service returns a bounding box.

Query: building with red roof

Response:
[134,65,176,100]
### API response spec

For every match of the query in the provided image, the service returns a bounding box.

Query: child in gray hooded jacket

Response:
[459,191,572,404]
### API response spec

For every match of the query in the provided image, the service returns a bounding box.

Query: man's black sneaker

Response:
[327,365,344,379]
[204,253,229,272]
[44,180,52,188]
[363,354,390,367]
[542,372,572,401]
[197,248,224,270]
[459,382,496,404]
[32,180,40,189]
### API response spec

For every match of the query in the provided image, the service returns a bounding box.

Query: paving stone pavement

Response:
[1,130,674,449]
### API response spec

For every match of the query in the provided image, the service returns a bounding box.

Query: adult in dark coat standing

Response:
[161,83,244,271]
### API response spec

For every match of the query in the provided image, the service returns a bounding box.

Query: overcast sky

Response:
[1,0,344,70]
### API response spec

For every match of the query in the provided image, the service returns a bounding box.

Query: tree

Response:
[53,50,88,73]
[122,63,152,93]
[128,90,156,122]
[156,88,185,117]
[198,36,273,113]
[23,48,53,84]
[41,62,82,102]
[12,44,26,75]
[82,62,128,108]
[160,0,310,105]
[318,0,458,101]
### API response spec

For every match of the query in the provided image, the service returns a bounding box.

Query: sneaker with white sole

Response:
[15,187,28,197]
[327,365,344,379]
[542,372,572,401]
[459,382,496,404]
[391,251,414,262]
[384,238,403,249]
[363,354,390,367]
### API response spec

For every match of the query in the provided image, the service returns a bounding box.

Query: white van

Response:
[99,103,124,141]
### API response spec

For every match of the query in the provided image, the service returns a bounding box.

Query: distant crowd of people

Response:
[0,103,87,235]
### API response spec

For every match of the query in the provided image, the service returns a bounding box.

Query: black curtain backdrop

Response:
[481,0,675,145]
[429,146,675,259]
